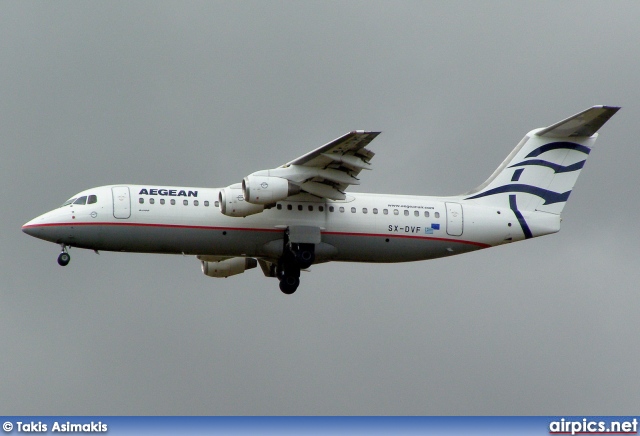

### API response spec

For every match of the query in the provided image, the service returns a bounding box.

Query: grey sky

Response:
[2,1,639,414]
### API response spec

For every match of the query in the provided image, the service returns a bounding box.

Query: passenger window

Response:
[139,198,144,204]
[351,207,356,213]
[373,208,378,214]
[74,196,87,205]
[149,198,155,205]
[277,204,282,210]
[287,204,293,211]
[329,206,335,212]
[298,205,303,211]
[183,200,188,206]
[160,199,165,205]
[204,201,209,207]
[308,205,313,211]
[319,206,324,212]
[393,209,399,215]
[194,200,199,206]
[383,209,388,215]
[170,199,176,205]
[424,211,430,217]
[214,201,219,207]
[339,207,345,213]
[414,210,419,217]
[87,195,97,204]
[404,210,409,216]
[362,208,368,214]
[435,212,440,218]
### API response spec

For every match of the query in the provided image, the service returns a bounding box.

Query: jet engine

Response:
[218,184,265,217]
[201,257,258,278]
[242,175,300,205]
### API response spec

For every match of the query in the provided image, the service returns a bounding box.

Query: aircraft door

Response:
[445,202,463,236]
[112,186,131,219]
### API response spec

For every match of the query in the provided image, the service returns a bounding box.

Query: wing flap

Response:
[297,181,346,200]
[321,152,373,170]
[285,131,380,168]
[267,130,380,199]
[242,131,380,202]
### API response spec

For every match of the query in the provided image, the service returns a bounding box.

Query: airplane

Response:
[22,106,619,294]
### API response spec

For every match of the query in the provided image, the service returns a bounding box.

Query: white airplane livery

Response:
[23,106,619,294]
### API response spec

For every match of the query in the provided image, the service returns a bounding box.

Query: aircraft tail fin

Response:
[464,106,619,216]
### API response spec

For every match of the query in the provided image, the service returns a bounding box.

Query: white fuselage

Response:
[22,184,550,264]
[21,106,618,293]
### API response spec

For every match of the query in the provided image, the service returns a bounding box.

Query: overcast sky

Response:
[2,1,639,415]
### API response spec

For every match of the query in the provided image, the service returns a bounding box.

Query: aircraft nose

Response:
[22,223,36,236]
[22,213,57,241]
[22,217,42,237]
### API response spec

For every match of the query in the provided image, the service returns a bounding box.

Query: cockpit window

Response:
[73,196,87,205]
[61,198,77,207]
[87,195,97,204]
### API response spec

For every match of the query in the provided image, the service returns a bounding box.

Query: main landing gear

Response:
[277,248,315,295]
[276,226,319,295]
[57,245,70,266]
[277,261,300,295]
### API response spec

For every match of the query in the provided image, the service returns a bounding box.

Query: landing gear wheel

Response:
[57,252,70,266]
[279,276,300,294]
[290,243,315,269]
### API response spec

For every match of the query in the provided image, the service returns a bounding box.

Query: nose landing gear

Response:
[57,245,70,266]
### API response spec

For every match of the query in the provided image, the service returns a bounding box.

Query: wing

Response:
[247,130,381,200]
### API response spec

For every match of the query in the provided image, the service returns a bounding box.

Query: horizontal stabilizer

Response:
[536,105,620,138]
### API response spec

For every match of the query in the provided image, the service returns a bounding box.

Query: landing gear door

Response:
[112,186,131,219]
[445,202,463,236]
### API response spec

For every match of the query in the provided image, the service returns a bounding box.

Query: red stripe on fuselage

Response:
[21,221,491,248]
